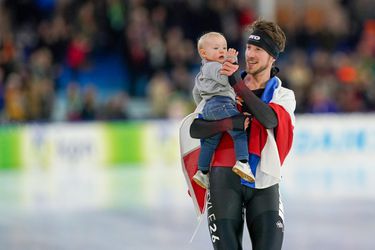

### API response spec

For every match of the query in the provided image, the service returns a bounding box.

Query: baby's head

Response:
[197,32,227,63]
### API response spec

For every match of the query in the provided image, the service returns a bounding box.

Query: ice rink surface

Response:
[0,166,374,250]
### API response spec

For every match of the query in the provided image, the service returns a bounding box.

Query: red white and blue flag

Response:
[179,111,207,216]
[179,77,295,216]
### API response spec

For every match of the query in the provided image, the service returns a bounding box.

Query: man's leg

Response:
[208,167,244,250]
[245,184,284,250]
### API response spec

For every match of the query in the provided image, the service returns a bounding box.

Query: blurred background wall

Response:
[0,0,375,249]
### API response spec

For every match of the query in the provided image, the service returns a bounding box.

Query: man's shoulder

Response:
[275,78,295,96]
[272,84,296,118]
[279,86,295,96]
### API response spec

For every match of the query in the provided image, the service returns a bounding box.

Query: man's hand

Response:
[231,114,250,131]
[244,116,250,130]
[220,61,239,76]
[236,96,244,106]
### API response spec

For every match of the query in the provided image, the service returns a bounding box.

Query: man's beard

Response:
[247,62,268,76]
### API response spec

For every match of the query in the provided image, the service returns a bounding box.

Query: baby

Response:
[192,32,255,189]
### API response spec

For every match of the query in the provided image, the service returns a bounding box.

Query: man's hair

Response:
[197,32,225,50]
[248,19,286,53]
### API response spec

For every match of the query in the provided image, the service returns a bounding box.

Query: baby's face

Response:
[201,35,227,63]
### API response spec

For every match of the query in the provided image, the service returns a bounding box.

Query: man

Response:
[189,19,296,250]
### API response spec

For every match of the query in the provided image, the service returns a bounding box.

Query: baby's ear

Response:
[199,48,206,58]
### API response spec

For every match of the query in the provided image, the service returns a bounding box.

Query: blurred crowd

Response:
[0,0,375,123]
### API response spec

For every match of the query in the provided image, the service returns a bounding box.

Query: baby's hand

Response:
[225,48,238,64]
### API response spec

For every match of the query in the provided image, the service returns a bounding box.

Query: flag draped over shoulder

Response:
[179,112,207,216]
[179,101,206,216]
[241,77,296,188]
[179,77,295,216]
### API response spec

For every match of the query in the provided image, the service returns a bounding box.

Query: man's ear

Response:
[270,56,276,64]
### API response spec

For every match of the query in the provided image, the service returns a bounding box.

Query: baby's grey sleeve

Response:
[192,85,202,105]
[203,62,228,86]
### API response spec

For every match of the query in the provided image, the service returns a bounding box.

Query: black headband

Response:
[247,29,280,59]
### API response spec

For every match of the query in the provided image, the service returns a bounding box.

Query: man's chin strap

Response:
[270,66,279,78]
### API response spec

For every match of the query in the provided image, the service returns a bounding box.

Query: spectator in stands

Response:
[0,0,374,122]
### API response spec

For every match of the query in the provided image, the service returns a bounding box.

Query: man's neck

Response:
[244,69,271,90]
